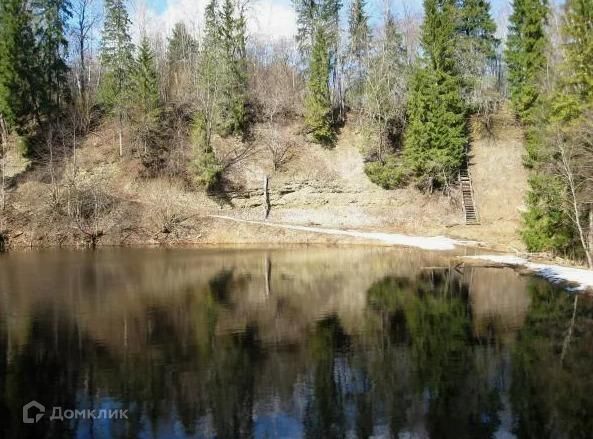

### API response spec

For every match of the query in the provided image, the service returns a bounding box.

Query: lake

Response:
[0,247,592,438]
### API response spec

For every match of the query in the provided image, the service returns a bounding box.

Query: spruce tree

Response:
[132,37,160,154]
[293,0,341,58]
[521,0,593,256]
[348,0,369,61]
[167,22,197,68]
[166,22,197,101]
[505,0,548,123]
[0,0,38,131]
[455,0,498,103]
[98,0,134,156]
[33,0,72,117]
[218,0,248,135]
[346,0,370,108]
[403,0,467,188]
[305,27,334,146]
[555,0,593,117]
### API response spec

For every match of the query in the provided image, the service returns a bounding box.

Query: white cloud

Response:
[134,0,296,40]
[247,0,297,40]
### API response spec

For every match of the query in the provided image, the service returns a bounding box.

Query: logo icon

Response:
[23,401,45,424]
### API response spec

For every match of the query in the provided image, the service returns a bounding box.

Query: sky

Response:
[133,0,516,41]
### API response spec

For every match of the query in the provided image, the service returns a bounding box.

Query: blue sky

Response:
[136,0,516,40]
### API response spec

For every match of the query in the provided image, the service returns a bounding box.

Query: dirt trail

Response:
[210,214,476,250]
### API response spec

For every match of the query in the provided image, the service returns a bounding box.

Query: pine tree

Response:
[553,0,593,118]
[98,0,134,156]
[403,0,467,188]
[218,0,248,135]
[455,0,498,103]
[166,22,197,101]
[33,0,72,118]
[132,37,160,154]
[346,0,369,108]
[167,22,197,68]
[521,0,593,258]
[348,0,369,60]
[293,0,341,58]
[305,27,334,146]
[505,0,548,123]
[0,0,38,131]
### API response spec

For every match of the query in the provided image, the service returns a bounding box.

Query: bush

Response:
[190,114,223,190]
[364,157,409,189]
[191,151,223,189]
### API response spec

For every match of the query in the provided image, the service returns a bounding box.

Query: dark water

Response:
[0,247,592,439]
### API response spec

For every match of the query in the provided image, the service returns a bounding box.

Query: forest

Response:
[0,0,592,265]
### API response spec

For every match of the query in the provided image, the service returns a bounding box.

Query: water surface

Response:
[0,247,592,438]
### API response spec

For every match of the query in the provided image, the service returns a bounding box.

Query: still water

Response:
[0,247,592,438]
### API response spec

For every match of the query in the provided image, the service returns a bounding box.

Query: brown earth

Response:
[0,109,528,251]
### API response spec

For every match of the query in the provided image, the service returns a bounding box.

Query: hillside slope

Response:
[1,113,527,250]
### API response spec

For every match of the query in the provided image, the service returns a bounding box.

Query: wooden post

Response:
[263,175,270,219]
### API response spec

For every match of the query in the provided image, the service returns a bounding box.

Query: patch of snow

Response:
[467,255,593,292]
[210,215,470,251]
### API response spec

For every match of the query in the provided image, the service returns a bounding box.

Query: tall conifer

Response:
[403,0,467,187]
[505,0,548,123]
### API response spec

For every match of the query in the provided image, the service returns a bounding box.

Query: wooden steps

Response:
[460,162,480,225]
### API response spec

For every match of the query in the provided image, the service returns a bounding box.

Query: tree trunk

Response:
[263,175,270,219]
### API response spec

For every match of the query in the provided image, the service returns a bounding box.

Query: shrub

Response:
[364,157,408,189]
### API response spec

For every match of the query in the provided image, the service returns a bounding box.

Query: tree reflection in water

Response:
[0,248,592,438]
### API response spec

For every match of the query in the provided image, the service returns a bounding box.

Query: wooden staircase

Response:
[460,162,480,225]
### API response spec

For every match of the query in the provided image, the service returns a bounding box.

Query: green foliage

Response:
[98,0,134,115]
[32,0,72,118]
[0,0,37,131]
[402,0,467,188]
[504,0,548,123]
[131,37,161,152]
[190,114,223,189]
[364,157,408,189]
[359,11,407,163]
[455,0,499,106]
[293,0,341,57]
[167,22,198,68]
[348,0,369,60]
[403,67,466,186]
[218,0,248,136]
[456,0,498,59]
[305,28,335,146]
[520,0,593,260]
[521,174,575,253]
[553,0,593,118]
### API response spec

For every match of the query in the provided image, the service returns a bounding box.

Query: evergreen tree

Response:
[166,22,198,101]
[553,0,593,118]
[218,0,248,135]
[455,0,498,103]
[293,0,341,58]
[305,28,334,146]
[0,0,38,131]
[33,0,72,117]
[521,0,593,258]
[98,0,134,156]
[348,0,369,61]
[346,0,370,108]
[505,0,548,123]
[167,22,197,68]
[403,0,467,188]
[132,37,160,154]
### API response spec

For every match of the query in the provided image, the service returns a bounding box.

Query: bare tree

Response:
[71,0,100,130]
[550,119,593,267]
